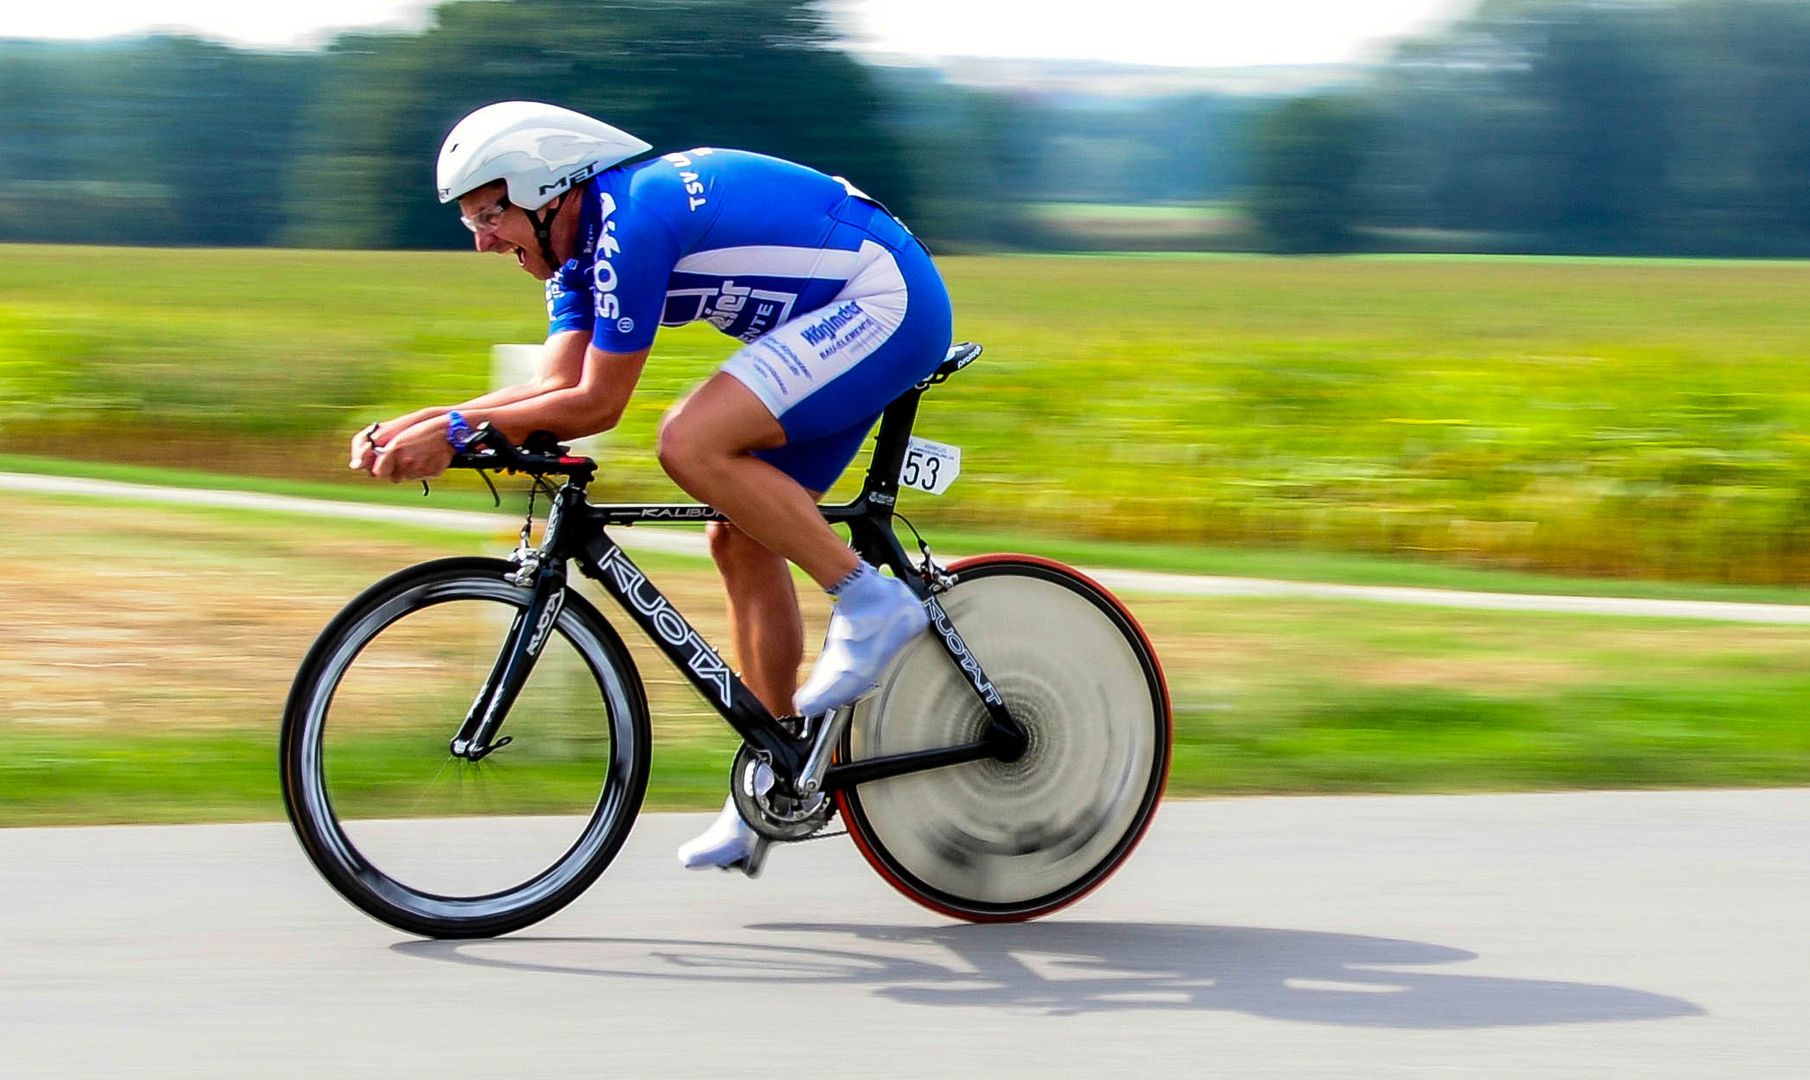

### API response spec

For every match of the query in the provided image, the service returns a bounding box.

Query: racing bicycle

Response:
[280,342,1172,938]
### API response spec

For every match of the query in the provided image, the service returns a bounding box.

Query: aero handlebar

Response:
[448,424,597,483]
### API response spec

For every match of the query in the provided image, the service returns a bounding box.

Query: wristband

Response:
[446,410,476,451]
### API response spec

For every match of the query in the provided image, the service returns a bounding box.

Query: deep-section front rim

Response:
[280,558,650,938]
[836,554,1172,922]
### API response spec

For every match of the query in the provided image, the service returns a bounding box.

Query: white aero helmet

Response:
[436,100,651,210]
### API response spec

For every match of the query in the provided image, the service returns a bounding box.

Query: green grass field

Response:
[6,491,1809,827]
[7,246,1810,585]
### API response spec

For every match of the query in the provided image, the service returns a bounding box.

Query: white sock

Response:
[827,561,891,611]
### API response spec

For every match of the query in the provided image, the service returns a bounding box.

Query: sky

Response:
[3,0,1475,67]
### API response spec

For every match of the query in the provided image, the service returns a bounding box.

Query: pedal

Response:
[732,836,772,879]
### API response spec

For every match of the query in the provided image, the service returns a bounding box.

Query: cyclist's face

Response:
[457,184,555,280]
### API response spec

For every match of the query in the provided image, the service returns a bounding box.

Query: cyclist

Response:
[348,101,952,874]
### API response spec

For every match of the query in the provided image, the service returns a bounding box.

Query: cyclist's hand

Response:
[370,417,455,483]
[349,423,381,473]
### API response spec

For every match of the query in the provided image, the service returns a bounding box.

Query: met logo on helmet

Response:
[539,161,600,199]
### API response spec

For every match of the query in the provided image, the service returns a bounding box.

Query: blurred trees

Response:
[0,37,316,245]
[0,0,919,249]
[1256,0,1810,254]
[0,0,1254,253]
[9,0,1810,256]
[283,0,913,249]
[1249,95,1368,253]
[863,65,1032,250]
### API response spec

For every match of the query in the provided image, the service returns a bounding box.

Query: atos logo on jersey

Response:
[593,192,624,322]
[798,301,865,347]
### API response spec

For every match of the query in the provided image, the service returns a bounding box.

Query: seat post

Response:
[855,342,979,507]
[859,389,925,506]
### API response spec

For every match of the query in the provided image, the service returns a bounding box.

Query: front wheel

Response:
[280,558,650,938]
[835,555,1171,922]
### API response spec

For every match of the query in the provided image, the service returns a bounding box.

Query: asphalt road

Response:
[4,790,1806,1078]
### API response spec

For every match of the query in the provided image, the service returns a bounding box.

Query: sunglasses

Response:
[459,199,511,234]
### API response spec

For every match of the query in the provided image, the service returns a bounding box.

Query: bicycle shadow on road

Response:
[393,921,1702,1027]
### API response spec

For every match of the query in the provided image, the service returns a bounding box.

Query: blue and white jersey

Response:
[545,148,904,353]
[543,146,952,493]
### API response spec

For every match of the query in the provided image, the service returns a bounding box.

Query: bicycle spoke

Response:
[283,559,648,935]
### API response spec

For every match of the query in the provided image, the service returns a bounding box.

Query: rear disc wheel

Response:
[835,556,1171,921]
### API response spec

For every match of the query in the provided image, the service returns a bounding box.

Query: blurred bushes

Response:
[10,247,1810,585]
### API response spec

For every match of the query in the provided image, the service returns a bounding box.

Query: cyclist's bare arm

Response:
[445,329,594,412]
[354,331,581,442]
[351,333,642,468]
[363,341,651,480]
[458,342,650,443]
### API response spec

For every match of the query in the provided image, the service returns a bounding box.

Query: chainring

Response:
[729,744,835,842]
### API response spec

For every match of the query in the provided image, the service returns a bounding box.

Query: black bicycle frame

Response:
[454,350,1027,793]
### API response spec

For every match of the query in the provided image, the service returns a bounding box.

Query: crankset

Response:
[730,743,835,842]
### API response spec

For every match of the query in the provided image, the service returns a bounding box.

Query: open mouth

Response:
[512,246,527,268]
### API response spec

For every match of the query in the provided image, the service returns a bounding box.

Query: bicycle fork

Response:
[448,557,569,761]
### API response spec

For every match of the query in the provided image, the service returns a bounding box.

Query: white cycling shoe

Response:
[679,565,924,875]
[793,564,930,718]
[677,797,770,876]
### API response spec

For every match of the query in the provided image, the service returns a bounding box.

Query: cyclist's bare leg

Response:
[657,374,859,589]
[666,373,929,872]
[661,373,927,716]
[707,521,804,717]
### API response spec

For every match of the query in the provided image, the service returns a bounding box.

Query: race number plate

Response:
[901,437,960,495]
